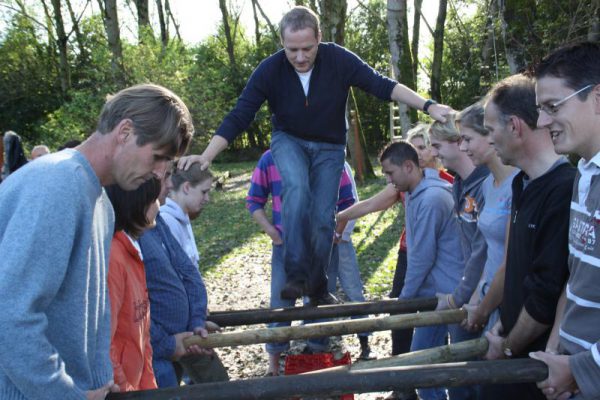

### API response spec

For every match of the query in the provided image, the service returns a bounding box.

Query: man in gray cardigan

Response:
[0,84,194,400]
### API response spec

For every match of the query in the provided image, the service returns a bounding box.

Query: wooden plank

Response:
[107,359,548,400]
[208,297,438,327]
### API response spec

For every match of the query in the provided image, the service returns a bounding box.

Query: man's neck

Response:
[452,155,476,180]
[515,128,562,180]
[407,169,424,193]
[77,132,113,186]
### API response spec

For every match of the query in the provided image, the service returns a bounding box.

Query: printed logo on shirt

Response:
[134,299,150,323]
[571,215,597,251]
[459,195,479,223]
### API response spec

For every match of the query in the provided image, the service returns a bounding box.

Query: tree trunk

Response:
[480,0,498,85]
[133,0,151,43]
[252,0,279,46]
[430,0,447,102]
[498,0,536,74]
[155,0,168,47]
[185,309,466,349]
[65,0,89,64]
[50,0,71,96]
[165,0,181,42]
[318,0,347,45]
[590,0,600,41]
[387,0,414,134]
[250,0,261,44]
[97,0,126,85]
[107,359,548,400]
[219,0,237,70]
[411,0,422,84]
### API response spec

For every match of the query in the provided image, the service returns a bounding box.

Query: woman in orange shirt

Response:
[105,178,161,391]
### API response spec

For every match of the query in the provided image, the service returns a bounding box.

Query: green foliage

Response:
[0,14,61,144]
[439,0,597,109]
[345,0,393,152]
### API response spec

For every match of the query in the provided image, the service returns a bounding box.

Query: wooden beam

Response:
[185,309,466,349]
[208,297,438,326]
[107,359,548,400]
[304,337,489,373]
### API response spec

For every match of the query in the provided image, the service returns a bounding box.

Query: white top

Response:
[577,152,600,206]
[296,68,313,96]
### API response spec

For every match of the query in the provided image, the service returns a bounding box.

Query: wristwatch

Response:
[502,338,513,358]
[334,232,342,240]
[423,99,437,115]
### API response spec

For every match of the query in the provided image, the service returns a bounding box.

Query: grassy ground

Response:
[193,160,404,298]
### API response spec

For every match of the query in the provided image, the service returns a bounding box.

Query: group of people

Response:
[0,5,598,400]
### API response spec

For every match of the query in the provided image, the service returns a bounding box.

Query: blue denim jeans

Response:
[327,241,370,338]
[270,131,345,297]
[265,244,329,354]
[411,323,479,400]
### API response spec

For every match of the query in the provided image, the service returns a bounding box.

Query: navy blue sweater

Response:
[215,42,398,144]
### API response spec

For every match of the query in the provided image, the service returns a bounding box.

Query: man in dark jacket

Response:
[185,6,452,304]
[466,74,576,400]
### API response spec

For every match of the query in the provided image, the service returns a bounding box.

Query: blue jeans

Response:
[411,323,479,400]
[327,241,370,338]
[265,244,329,354]
[270,131,345,297]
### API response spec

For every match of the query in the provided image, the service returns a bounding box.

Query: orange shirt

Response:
[108,231,157,391]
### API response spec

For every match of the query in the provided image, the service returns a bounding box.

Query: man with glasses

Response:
[529,42,600,400]
[464,74,575,400]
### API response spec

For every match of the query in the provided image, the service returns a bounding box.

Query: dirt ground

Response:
[204,244,400,400]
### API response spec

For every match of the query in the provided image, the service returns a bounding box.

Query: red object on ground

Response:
[284,352,354,400]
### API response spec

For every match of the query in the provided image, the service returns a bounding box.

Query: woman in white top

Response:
[160,163,213,266]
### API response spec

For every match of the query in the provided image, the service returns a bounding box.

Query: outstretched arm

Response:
[390,84,453,123]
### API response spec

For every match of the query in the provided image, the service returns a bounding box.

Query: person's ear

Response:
[182,181,192,195]
[116,119,134,144]
[509,116,522,138]
[593,84,600,114]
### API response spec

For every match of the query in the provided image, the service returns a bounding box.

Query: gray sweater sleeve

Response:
[452,227,487,306]
[0,171,89,399]
[570,343,600,400]
[400,192,447,299]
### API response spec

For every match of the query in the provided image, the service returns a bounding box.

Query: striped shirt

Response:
[560,154,600,399]
[246,150,355,234]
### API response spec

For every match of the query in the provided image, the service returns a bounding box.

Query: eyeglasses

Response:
[536,84,593,115]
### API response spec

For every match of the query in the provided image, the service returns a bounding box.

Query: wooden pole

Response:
[107,359,548,400]
[185,309,466,349]
[304,338,488,374]
[208,297,438,327]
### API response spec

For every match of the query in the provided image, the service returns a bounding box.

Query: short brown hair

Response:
[279,6,320,40]
[456,102,488,136]
[97,83,194,158]
[380,141,419,167]
[106,177,161,238]
[484,74,538,129]
[171,163,213,191]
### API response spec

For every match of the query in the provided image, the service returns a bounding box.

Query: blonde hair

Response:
[406,123,431,147]
[429,112,460,143]
[171,163,213,191]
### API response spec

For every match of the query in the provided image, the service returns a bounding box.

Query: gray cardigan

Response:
[0,150,114,399]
